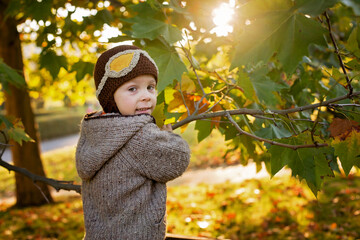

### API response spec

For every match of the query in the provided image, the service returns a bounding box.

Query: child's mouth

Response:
[136,107,152,114]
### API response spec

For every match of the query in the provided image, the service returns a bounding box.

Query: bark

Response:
[0,1,53,207]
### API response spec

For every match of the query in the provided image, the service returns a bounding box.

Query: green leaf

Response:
[345,59,360,71]
[269,132,333,195]
[255,123,292,139]
[39,50,68,79]
[296,0,338,16]
[249,66,285,107]
[0,60,26,89]
[108,35,135,43]
[86,9,114,30]
[130,2,161,18]
[326,77,349,99]
[239,134,258,161]
[237,69,256,101]
[195,120,212,142]
[16,0,53,21]
[230,6,326,73]
[63,16,82,36]
[0,115,13,129]
[332,131,360,175]
[70,61,94,82]
[289,72,315,106]
[221,121,238,141]
[94,9,113,25]
[132,17,183,44]
[146,45,188,92]
[341,0,360,15]
[346,27,360,58]
[7,121,33,146]
[269,144,289,176]
[331,67,347,86]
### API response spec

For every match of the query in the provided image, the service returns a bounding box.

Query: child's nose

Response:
[140,90,151,101]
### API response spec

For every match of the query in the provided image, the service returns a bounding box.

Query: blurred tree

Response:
[0,0,360,204]
[0,0,53,206]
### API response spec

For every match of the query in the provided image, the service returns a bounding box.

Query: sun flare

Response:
[211,0,235,37]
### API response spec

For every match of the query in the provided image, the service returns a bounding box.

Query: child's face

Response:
[113,75,157,115]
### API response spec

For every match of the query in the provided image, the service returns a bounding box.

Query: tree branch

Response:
[325,11,353,95]
[172,91,360,129]
[0,158,81,194]
[225,112,328,150]
[208,70,245,93]
[328,103,360,108]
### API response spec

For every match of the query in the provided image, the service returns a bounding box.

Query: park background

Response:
[1,0,360,239]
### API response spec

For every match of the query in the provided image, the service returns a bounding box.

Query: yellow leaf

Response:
[181,75,196,93]
[152,102,166,128]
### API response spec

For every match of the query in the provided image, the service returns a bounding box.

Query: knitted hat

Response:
[94,45,159,113]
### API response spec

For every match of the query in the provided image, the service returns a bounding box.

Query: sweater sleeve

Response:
[124,123,190,183]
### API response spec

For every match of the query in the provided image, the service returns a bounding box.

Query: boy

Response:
[76,45,190,240]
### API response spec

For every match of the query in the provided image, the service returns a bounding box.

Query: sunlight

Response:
[210,0,235,37]
[97,24,122,43]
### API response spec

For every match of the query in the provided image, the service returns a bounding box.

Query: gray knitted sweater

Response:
[76,112,190,240]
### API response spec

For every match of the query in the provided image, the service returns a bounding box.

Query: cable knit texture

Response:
[76,112,190,240]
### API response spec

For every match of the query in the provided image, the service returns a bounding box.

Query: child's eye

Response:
[128,87,136,92]
[148,85,156,91]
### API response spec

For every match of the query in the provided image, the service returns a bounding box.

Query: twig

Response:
[204,86,238,114]
[33,183,51,204]
[0,142,12,147]
[179,89,191,116]
[179,44,207,116]
[329,103,360,108]
[0,131,9,158]
[0,158,81,194]
[225,112,328,150]
[204,92,225,113]
[285,113,298,135]
[325,11,353,95]
[210,70,245,93]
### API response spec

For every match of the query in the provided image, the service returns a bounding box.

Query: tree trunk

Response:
[0,2,53,207]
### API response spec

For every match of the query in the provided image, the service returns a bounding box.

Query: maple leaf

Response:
[146,45,188,92]
[7,120,34,145]
[230,0,327,73]
[0,59,26,89]
[332,130,360,175]
[269,131,333,195]
[328,118,360,140]
[70,61,94,82]
[39,50,68,79]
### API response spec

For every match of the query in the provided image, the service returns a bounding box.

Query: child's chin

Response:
[135,110,152,115]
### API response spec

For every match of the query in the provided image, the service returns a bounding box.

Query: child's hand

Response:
[161,124,173,132]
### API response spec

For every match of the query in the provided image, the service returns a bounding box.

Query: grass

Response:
[166,176,360,240]
[1,174,360,239]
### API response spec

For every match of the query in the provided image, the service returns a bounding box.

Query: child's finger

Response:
[161,124,173,132]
